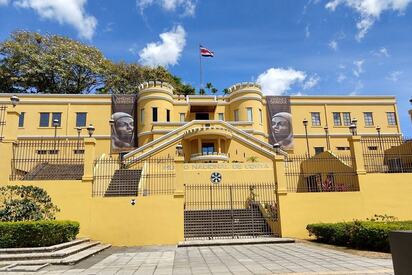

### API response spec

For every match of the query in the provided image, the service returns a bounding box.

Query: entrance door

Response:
[196,112,209,120]
[184,183,279,239]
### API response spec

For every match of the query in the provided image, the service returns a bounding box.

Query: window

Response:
[76,112,87,127]
[202,143,215,155]
[234,110,239,121]
[140,109,145,124]
[39,113,50,127]
[342,112,351,126]
[18,112,25,127]
[218,113,224,121]
[166,109,170,122]
[333,112,342,126]
[52,113,62,127]
[180,113,185,122]
[259,109,263,124]
[368,146,378,151]
[314,147,324,154]
[387,112,397,126]
[363,112,374,126]
[152,107,158,122]
[311,112,321,126]
[336,147,350,151]
[246,107,253,122]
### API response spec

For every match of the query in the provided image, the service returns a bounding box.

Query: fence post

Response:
[273,155,287,194]
[348,136,366,175]
[0,110,20,184]
[82,137,96,183]
[174,156,184,196]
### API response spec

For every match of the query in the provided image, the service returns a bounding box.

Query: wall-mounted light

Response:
[10,95,20,107]
[87,124,95,137]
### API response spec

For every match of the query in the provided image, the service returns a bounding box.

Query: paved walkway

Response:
[6,243,394,275]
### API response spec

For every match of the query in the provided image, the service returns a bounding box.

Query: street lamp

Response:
[10,95,20,107]
[376,125,383,151]
[273,143,281,154]
[76,127,82,153]
[324,125,331,151]
[302,118,310,157]
[52,119,59,138]
[87,124,95,137]
[176,143,183,157]
[349,123,357,136]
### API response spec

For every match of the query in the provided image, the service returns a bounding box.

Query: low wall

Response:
[279,173,412,238]
[2,181,184,246]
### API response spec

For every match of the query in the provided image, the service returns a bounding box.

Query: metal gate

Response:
[184,183,279,240]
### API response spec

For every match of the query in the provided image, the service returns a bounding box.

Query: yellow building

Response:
[0,81,411,246]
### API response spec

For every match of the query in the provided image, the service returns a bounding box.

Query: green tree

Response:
[223,88,229,95]
[0,31,110,94]
[211,87,218,94]
[199,88,206,95]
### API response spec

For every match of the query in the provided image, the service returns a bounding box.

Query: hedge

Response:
[307,221,412,252]
[0,220,79,248]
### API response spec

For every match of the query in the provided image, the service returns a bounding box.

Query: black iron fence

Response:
[93,156,175,197]
[10,138,85,181]
[284,154,359,192]
[361,136,412,173]
[184,183,279,239]
[0,105,6,141]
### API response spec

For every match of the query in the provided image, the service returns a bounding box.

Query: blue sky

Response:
[0,0,411,135]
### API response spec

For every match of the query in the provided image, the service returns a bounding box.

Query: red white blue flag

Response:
[200,46,214,57]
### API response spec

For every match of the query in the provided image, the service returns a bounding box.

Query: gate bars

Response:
[184,183,279,240]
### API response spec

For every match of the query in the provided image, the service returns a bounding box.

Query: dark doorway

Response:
[196,113,209,120]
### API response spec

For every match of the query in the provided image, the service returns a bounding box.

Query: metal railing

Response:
[93,156,175,197]
[10,138,85,180]
[284,154,359,192]
[0,105,6,141]
[361,136,412,173]
[184,183,279,240]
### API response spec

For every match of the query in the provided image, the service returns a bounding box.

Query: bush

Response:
[0,220,79,248]
[0,185,60,221]
[307,221,412,252]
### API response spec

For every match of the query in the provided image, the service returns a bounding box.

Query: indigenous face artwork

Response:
[111,95,137,152]
[266,96,294,150]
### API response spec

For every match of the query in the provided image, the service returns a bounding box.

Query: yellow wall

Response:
[279,173,412,238]
[3,181,184,246]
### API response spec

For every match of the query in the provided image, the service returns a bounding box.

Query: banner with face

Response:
[111,95,137,153]
[266,96,293,150]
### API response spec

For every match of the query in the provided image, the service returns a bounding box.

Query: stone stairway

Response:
[0,238,111,268]
[104,169,142,197]
[184,204,275,239]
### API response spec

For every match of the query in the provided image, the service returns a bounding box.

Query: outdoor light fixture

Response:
[109,119,114,127]
[302,118,310,157]
[76,127,82,136]
[351,118,358,125]
[324,126,330,150]
[176,143,183,157]
[273,143,281,153]
[376,126,383,151]
[53,119,59,140]
[87,124,95,137]
[130,199,136,206]
[10,95,20,107]
[349,123,357,136]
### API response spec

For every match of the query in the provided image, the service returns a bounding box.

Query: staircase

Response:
[23,163,84,180]
[104,169,142,197]
[0,239,111,269]
[184,204,274,239]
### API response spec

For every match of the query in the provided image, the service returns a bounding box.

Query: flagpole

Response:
[199,44,203,89]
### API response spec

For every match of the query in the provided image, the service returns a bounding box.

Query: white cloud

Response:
[256,68,307,95]
[372,47,390,57]
[0,0,9,5]
[303,74,320,90]
[13,0,96,39]
[328,40,338,51]
[139,25,186,67]
[386,71,403,82]
[337,73,347,82]
[325,0,412,40]
[137,0,196,16]
[353,59,365,77]
[305,25,310,38]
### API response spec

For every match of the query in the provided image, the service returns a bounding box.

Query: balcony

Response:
[190,152,229,162]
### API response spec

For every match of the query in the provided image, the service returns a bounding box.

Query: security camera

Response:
[130,199,136,206]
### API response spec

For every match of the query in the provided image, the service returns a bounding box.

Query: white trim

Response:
[137,95,174,104]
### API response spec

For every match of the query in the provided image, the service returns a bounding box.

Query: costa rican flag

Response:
[200,46,214,57]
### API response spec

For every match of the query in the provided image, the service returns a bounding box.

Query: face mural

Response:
[266,96,294,150]
[111,95,137,152]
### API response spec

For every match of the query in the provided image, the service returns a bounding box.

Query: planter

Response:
[389,230,412,275]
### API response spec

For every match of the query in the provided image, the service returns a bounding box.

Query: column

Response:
[82,137,96,183]
[348,136,366,175]
[0,110,20,184]
[217,138,221,154]
[197,138,202,154]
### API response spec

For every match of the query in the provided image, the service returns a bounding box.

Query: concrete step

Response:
[0,238,90,254]
[0,241,100,261]
[0,244,111,265]
[178,237,295,247]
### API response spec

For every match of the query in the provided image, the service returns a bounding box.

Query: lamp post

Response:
[87,124,95,137]
[273,143,281,154]
[52,118,59,151]
[376,125,383,151]
[76,127,82,153]
[324,125,330,151]
[303,118,310,157]
[10,95,20,107]
[349,123,357,136]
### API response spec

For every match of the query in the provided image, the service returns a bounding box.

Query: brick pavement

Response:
[5,243,394,275]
